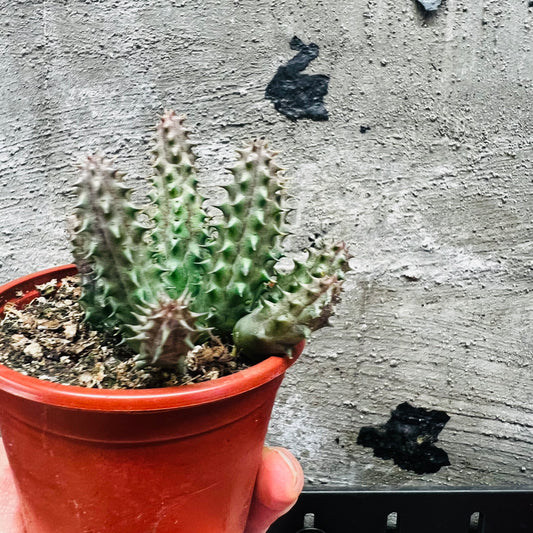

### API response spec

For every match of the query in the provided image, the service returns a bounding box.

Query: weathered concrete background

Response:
[0,0,532,487]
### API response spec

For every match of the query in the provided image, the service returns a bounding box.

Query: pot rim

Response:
[0,265,302,412]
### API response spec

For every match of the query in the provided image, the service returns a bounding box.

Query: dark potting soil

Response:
[0,276,247,389]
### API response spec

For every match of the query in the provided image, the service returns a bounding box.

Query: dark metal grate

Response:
[268,489,533,533]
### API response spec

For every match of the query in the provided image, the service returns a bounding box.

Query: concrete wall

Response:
[1,0,531,487]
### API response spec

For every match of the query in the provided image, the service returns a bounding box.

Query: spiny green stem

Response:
[130,292,210,370]
[233,241,350,358]
[199,140,289,335]
[72,153,156,331]
[149,110,210,297]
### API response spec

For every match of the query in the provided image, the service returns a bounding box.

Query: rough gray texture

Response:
[0,0,532,487]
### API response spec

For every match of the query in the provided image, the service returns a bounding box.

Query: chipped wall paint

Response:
[416,0,443,12]
[0,0,532,488]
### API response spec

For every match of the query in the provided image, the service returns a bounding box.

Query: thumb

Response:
[244,447,304,533]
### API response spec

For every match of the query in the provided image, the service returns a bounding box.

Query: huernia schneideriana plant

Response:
[70,111,350,373]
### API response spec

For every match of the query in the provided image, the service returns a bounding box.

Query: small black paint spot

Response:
[360,125,371,134]
[265,36,330,122]
[357,402,451,474]
[529,0,533,8]
[416,0,443,12]
[307,231,324,243]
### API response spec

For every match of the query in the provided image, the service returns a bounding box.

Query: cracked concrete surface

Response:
[0,0,532,487]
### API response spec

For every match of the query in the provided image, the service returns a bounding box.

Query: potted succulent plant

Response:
[0,111,349,533]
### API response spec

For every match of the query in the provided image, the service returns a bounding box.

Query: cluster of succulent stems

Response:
[71,111,350,373]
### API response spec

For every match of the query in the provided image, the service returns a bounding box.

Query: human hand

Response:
[0,441,303,533]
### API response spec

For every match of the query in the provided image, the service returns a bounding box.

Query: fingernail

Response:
[271,448,302,491]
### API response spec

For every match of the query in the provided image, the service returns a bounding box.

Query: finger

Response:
[0,440,25,533]
[244,446,304,533]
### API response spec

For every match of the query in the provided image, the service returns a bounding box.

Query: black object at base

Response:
[268,488,533,533]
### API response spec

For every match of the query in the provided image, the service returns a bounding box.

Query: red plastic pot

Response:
[0,265,302,533]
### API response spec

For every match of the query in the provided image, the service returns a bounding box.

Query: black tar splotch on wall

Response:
[358,402,451,474]
[265,36,329,121]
